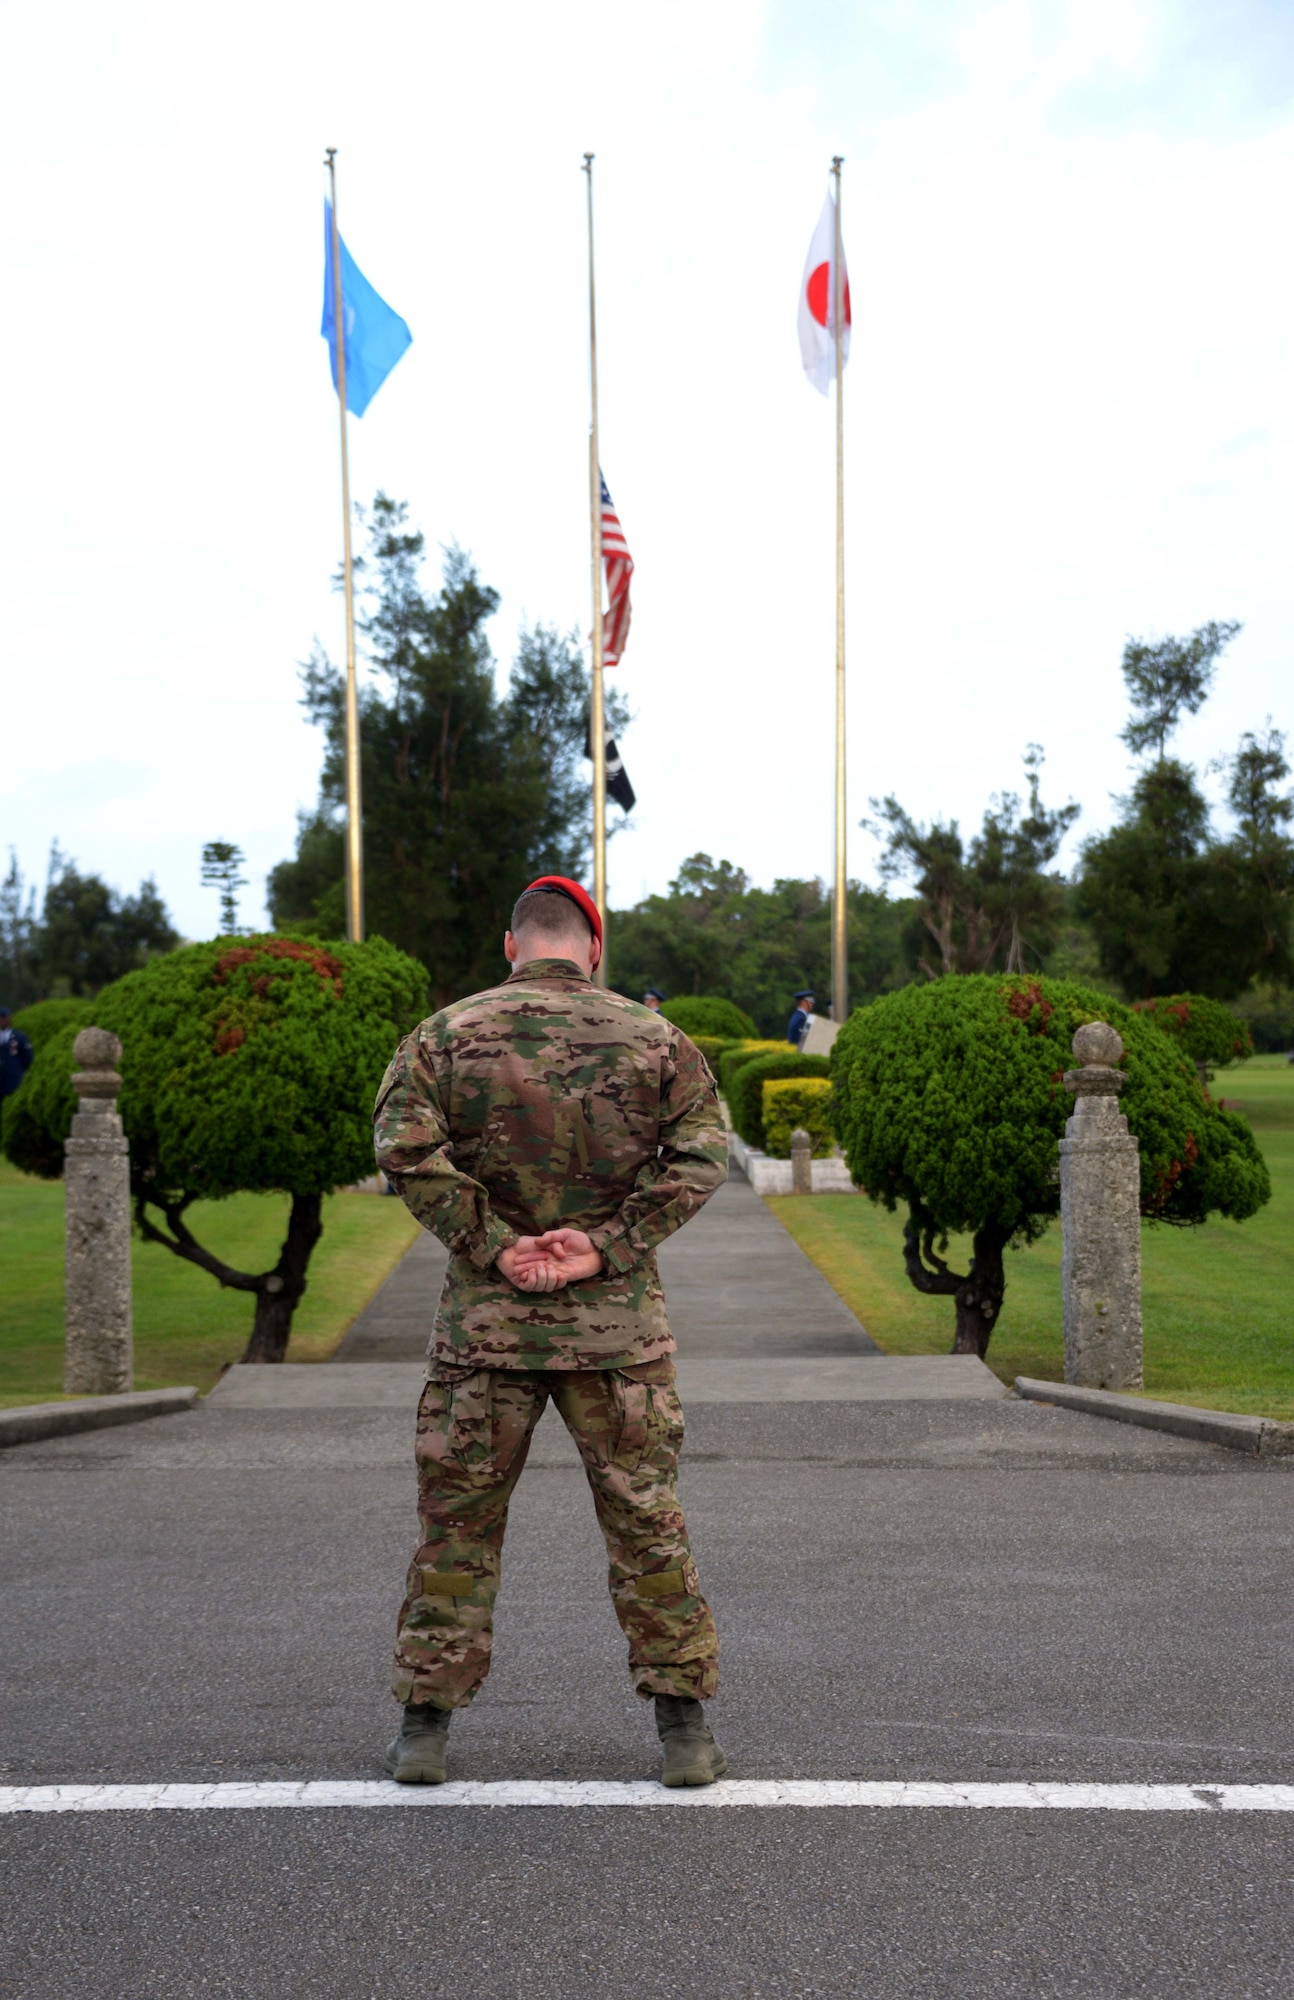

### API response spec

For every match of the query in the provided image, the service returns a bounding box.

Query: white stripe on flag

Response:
[3,1781,1293,1813]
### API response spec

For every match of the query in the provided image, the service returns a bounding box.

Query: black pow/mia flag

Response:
[583,718,636,813]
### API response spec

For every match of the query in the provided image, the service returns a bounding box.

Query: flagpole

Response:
[830,155,847,1023]
[583,152,608,984]
[325,147,364,945]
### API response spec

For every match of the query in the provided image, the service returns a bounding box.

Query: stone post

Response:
[1060,1021,1142,1391]
[63,1027,132,1396]
[790,1127,813,1196]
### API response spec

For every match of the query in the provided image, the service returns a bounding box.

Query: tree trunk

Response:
[902,1209,1010,1360]
[135,1187,326,1365]
[242,1192,325,1363]
[949,1221,1009,1357]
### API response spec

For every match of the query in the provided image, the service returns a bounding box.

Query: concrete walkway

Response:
[327,1171,1005,1399]
[335,1172,881,1362]
[331,1227,448,1361]
[212,1353,1005,1407]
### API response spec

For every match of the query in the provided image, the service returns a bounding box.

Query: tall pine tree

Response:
[269,495,627,1004]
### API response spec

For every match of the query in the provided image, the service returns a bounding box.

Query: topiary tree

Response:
[4,934,427,1361]
[1,1001,96,1157]
[3,1024,84,1177]
[11,998,96,1053]
[831,975,1270,1357]
[1132,993,1254,1079]
[661,994,758,1041]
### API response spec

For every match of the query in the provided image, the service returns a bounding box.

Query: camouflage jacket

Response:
[373,957,728,1370]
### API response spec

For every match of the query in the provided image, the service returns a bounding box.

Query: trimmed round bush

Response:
[729,1051,831,1149]
[1132,993,1254,1072]
[11,998,95,1054]
[662,995,758,1041]
[762,1076,834,1159]
[2,1019,86,1177]
[831,975,1270,1356]
[4,933,428,1360]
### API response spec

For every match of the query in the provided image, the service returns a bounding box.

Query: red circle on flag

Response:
[806,262,851,329]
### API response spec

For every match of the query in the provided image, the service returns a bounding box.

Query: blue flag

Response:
[321,203,412,418]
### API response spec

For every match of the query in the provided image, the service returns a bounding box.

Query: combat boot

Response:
[384,1701,452,1784]
[655,1693,727,1787]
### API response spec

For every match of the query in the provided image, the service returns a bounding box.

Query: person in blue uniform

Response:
[643,987,665,1014]
[0,1008,33,1099]
[786,990,815,1048]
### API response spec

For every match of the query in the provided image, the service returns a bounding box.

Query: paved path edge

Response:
[1014,1376,1294,1456]
[0,1386,199,1449]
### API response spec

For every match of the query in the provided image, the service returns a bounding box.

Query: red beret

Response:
[522,875,603,947]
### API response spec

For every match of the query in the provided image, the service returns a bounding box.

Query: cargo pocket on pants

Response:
[419,1364,496,1476]
[611,1358,683,1474]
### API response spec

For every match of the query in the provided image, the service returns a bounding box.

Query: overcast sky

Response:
[3,0,1292,941]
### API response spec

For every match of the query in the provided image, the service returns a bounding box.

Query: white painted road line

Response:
[4,1781,1294,1813]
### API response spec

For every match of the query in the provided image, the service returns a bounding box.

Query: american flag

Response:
[599,471,634,668]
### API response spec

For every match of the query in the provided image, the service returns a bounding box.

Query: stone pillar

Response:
[790,1127,813,1196]
[1060,1021,1142,1391]
[63,1027,132,1396]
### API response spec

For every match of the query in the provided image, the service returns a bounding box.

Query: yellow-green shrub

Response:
[762,1077,835,1159]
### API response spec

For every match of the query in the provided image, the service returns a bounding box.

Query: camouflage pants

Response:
[392,1355,719,1709]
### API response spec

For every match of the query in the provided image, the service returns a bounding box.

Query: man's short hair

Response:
[510,887,594,945]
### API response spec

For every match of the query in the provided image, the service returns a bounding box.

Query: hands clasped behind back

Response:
[496,1229,604,1293]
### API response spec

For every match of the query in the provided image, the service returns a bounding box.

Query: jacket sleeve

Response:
[372,1027,518,1272]
[587,1032,728,1276]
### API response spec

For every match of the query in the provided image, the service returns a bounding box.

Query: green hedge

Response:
[730,1051,831,1149]
[661,994,758,1041]
[762,1076,835,1159]
[690,1033,741,1070]
[1132,993,1254,1072]
[718,1041,790,1101]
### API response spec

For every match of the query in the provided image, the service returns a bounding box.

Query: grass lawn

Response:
[0,1160,419,1406]
[769,1054,1294,1421]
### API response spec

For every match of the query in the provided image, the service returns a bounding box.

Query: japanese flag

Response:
[798,191,851,395]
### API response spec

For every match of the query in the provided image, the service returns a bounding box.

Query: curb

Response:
[0,1386,199,1449]
[1013,1377,1294,1457]
[726,1123,857,1196]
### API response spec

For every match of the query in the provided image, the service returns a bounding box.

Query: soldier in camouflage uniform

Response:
[373,875,729,1787]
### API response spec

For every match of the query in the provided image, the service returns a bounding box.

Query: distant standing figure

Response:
[786,989,815,1048]
[643,987,665,1013]
[0,1008,33,1099]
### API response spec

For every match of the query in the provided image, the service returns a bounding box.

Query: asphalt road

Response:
[4,1385,1294,1998]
